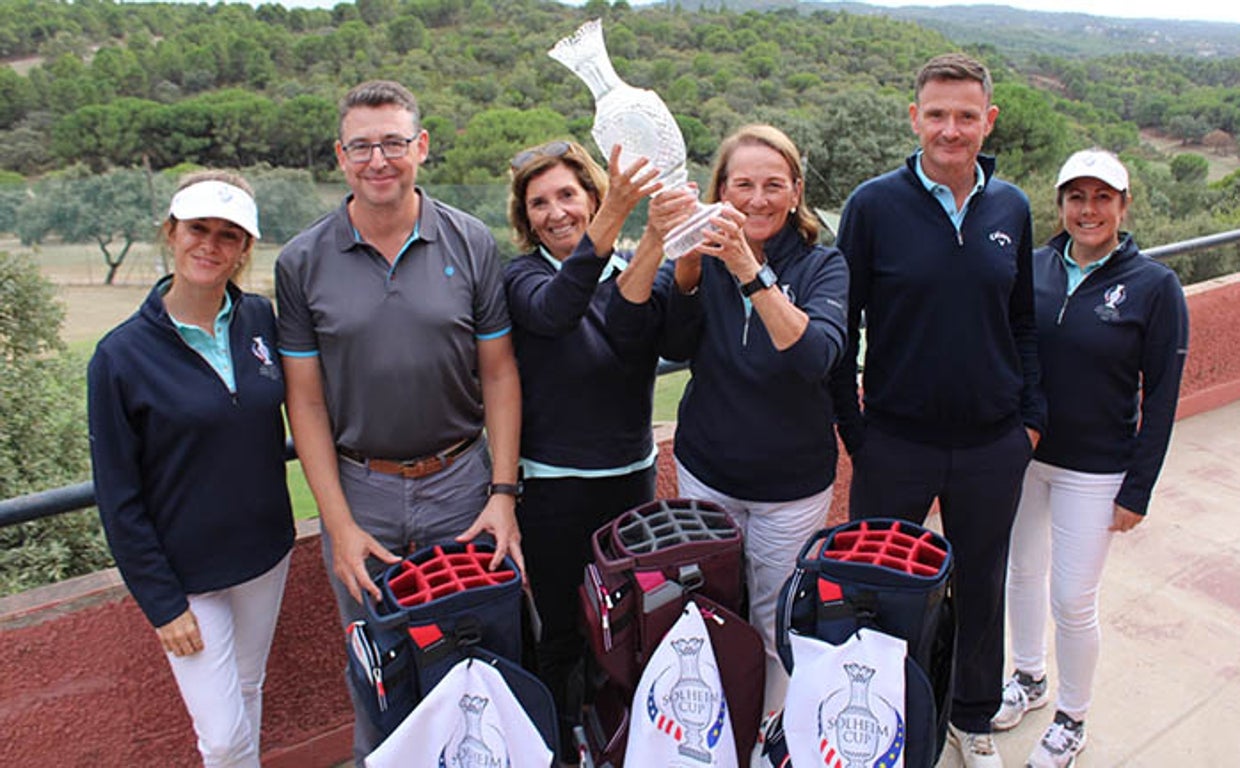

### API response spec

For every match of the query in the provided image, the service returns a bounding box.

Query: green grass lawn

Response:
[288,463,318,520]
[653,367,689,423]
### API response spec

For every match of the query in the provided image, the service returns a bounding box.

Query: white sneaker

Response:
[949,722,1004,768]
[1026,711,1087,768]
[992,670,1049,731]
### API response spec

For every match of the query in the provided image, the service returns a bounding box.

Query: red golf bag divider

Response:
[576,499,763,767]
[345,542,558,755]
[769,518,956,768]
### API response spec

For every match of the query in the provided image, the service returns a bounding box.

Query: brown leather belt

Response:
[337,433,480,479]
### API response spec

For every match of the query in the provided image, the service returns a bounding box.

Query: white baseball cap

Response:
[169,180,261,239]
[1055,149,1129,193]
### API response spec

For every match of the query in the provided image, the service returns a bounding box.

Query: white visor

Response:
[169,180,261,239]
[1055,149,1129,194]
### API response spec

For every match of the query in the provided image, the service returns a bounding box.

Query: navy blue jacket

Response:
[1033,231,1189,514]
[830,153,1045,450]
[88,281,294,628]
[503,235,679,469]
[665,224,849,501]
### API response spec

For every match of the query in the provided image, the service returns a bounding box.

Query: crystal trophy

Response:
[549,19,722,260]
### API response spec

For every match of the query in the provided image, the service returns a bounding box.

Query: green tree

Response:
[51,97,161,171]
[0,112,56,175]
[0,251,108,595]
[0,170,24,233]
[800,89,914,209]
[17,167,156,284]
[985,82,1073,182]
[1167,113,1210,145]
[437,107,569,184]
[248,166,331,244]
[387,14,428,55]
[1170,152,1209,184]
[0,67,37,130]
[273,94,337,173]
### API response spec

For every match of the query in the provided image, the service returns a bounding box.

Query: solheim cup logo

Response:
[817,662,905,768]
[549,19,723,260]
[440,694,507,768]
[1095,282,1128,322]
[644,635,729,764]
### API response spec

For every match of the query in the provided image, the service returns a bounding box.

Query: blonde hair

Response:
[704,124,818,245]
[160,169,257,275]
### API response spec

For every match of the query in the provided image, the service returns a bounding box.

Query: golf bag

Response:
[577,498,764,767]
[344,542,558,758]
[766,518,956,768]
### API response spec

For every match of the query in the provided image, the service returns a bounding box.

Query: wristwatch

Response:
[487,482,523,498]
[739,264,777,297]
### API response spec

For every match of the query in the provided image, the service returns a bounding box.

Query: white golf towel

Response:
[783,629,908,768]
[366,657,553,768]
[626,599,738,767]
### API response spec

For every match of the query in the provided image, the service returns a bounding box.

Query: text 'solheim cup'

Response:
[549,19,721,260]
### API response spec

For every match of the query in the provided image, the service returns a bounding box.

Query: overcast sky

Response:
[857,0,1240,25]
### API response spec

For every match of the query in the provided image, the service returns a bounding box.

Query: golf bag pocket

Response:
[580,498,743,692]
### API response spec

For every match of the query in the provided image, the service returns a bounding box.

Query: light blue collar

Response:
[1061,237,1115,295]
[915,151,984,231]
[538,245,628,283]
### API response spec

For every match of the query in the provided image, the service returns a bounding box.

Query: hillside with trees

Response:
[1,0,1238,269]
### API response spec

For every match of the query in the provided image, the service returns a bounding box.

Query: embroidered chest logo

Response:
[989,230,1012,248]
[251,335,280,380]
[1095,283,1127,322]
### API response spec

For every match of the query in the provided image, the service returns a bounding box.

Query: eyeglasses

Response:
[341,137,416,164]
[511,141,572,171]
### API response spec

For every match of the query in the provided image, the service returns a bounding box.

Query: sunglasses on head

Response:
[511,140,572,171]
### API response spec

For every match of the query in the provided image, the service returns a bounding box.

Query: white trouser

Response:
[166,553,291,768]
[1006,460,1124,721]
[675,459,833,717]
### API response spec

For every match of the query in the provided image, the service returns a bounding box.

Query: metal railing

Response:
[0,360,691,529]
[3,230,1238,529]
[1145,228,1240,260]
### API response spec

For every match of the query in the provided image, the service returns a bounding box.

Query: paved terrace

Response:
[3,272,1240,766]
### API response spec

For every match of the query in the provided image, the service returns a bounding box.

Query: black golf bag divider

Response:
[344,542,558,755]
[774,518,956,768]
[579,498,745,693]
[576,499,762,767]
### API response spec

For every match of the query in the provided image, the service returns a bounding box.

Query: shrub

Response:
[0,252,112,595]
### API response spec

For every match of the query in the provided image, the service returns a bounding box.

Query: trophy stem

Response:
[664,201,723,261]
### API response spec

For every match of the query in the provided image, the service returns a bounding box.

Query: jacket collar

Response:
[1046,230,1140,268]
[141,276,243,329]
[758,222,811,270]
[903,152,997,189]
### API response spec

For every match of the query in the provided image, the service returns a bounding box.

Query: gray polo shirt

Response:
[275,190,510,459]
